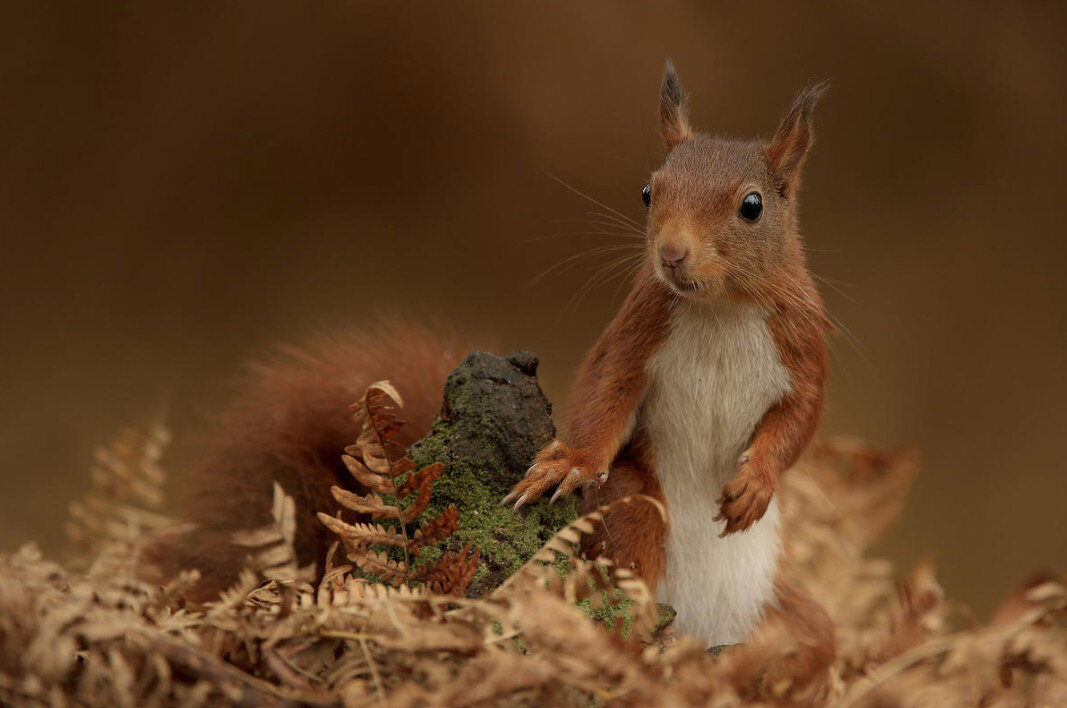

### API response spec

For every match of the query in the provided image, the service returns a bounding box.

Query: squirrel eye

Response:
[642,184,652,208]
[739,192,763,222]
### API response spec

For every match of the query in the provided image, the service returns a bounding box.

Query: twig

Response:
[358,637,387,705]
[320,630,379,642]
[136,630,338,705]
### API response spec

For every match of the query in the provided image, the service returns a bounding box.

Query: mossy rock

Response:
[408,351,579,596]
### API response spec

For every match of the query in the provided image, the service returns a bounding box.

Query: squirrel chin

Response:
[657,272,733,303]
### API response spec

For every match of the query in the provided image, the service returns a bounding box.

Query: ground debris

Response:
[2,433,1063,706]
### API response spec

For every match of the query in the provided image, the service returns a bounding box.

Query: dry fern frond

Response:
[232,482,315,588]
[321,381,474,595]
[317,515,405,549]
[340,453,393,493]
[410,506,460,552]
[328,487,399,519]
[65,425,176,568]
[350,380,406,471]
[395,461,443,502]
[414,546,482,596]
[339,548,410,586]
[496,494,664,642]
[15,423,1064,706]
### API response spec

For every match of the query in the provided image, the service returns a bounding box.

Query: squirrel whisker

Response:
[527,244,643,289]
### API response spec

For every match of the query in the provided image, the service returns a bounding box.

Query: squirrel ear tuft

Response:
[660,60,692,150]
[766,81,829,196]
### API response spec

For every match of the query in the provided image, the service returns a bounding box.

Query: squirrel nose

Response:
[659,244,688,269]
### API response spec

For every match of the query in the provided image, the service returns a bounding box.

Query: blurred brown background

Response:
[1,2,1064,615]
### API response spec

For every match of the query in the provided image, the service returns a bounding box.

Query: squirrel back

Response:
[141,324,473,600]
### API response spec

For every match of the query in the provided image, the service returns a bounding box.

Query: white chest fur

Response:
[642,300,791,646]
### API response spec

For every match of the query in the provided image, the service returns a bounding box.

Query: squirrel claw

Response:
[716,464,774,536]
[550,468,585,504]
[505,440,601,508]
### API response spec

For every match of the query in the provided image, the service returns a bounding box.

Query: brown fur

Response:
[659,58,693,149]
[717,274,828,535]
[503,266,675,506]
[508,63,830,623]
[140,324,473,600]
[579,434,668,592]
[761,578,837,694]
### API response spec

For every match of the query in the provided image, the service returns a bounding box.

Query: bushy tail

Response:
[140,324,475,600]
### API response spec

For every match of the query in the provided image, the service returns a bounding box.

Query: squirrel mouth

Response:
[664,273,703,293]
[654,260,707,294]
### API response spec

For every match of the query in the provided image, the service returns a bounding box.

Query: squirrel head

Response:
[645,60,827,304]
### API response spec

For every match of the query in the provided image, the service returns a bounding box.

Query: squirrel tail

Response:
[140,323,474,600]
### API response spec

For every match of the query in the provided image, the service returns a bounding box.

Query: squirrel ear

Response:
[766,81,829,196]
[660,60,692,150]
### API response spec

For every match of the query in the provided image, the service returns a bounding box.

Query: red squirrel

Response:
[145,64,832,654]
[503,62,830,647]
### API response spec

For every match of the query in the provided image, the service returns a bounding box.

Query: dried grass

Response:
[1,428,1063,706]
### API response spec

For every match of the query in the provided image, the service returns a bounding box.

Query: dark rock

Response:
[408,350,578,595]
[505,350,540,376]
[434,351,555,493]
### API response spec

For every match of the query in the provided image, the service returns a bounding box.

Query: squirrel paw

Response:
[714,453,776,536]
[502,440,605,509]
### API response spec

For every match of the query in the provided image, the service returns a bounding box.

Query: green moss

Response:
[577,592,635,637]
[408,416,578,596]
[652,603,677,637]
[402,398,678,634]
[575,597,678,641]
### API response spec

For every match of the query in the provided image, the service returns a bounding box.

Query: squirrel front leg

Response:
[716,300,828,535]
[505,268,673,508]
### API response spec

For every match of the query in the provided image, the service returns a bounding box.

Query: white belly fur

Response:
[643,299,791,646]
